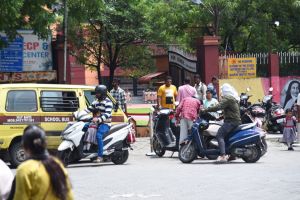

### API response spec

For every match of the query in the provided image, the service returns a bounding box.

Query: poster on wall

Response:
[0,30,52,72]
[280,79,300,111]
[0,36,23,72]
[227,57,256,79]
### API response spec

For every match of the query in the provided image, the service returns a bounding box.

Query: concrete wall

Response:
[220,76,300,110]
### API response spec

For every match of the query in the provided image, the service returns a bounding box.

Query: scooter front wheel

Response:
[57,149,72,166]
[153,136,166,157]
[241,145,262,163]
[179,141,197,163]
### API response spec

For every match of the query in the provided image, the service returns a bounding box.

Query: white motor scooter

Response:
[57,110,136,166]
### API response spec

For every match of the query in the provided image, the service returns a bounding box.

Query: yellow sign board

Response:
[227,57,256,79]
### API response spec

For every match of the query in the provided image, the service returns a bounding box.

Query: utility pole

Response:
[63,0,68,83]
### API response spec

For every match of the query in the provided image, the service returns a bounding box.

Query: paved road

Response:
[65,138,300,200]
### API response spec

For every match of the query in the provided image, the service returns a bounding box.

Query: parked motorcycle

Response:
[262,88,285,134]
[57,110,135,166]
[151,106,180,157]
[240,88,252,108]
[241,104,266,128]
[178,112,267,164]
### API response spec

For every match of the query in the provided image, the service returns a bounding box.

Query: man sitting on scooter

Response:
[202,83,241,163]
[85,85,113,163]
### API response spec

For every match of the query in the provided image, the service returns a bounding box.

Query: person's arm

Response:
[84,101,95,113]
[205,97,227,112]
[197,99,201,115]
[202,84,207,100]
[174,86,178,100]
[157,87,163,108]
[175,99,184,118]
[176,87,181,102]
[121,90,127,114]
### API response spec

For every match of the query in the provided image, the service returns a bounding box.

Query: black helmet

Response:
[95,85,107,99]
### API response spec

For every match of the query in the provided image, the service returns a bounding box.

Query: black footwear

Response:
[288,147,294,151]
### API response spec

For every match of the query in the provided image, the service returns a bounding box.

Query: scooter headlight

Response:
[198,119,209,131]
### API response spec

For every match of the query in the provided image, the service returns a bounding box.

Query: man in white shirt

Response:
[194,74,207,102]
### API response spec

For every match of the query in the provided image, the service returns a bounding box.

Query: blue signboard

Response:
[0,36,24,72]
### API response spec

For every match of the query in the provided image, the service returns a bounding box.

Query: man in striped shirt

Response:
[85,85,113,163]
[110,79,127,114]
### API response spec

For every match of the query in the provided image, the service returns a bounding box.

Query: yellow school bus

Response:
[0,83,127,167]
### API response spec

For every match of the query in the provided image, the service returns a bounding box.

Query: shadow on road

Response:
[66,161,126,169]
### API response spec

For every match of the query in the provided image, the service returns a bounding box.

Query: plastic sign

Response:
[0,30,53,72]
[227,57,256,79]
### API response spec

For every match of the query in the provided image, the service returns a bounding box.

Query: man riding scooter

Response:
[84,85,113,163]
[202,83,241,163]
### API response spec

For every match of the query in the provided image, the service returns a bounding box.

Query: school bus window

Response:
[6,90,37,112]
[84,90,95,106]
[40,91,79,112]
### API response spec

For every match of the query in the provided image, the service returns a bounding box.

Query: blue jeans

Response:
[216,122,240,156]
[96,124,110,157]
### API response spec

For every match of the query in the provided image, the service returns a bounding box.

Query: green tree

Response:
[0,0,56,45]
[68,0,151,89]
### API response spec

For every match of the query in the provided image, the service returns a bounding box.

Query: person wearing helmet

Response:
[84,85,113,163]
[202,83,241,163]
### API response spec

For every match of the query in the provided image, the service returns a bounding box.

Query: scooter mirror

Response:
[269,87,273,92]
[114,102,119,112]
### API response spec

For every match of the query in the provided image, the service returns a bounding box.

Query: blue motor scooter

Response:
[179,113,267,163]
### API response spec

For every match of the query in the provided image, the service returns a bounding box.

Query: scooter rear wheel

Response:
[111,150,129,165]
[179,142,197,163]
[153,136,166,157]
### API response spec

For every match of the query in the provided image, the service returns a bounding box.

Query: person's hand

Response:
[93,117,101,123]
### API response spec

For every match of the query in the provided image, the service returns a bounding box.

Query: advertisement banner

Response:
[0,30,52,72]
[0,36,23,72]
[227,57,256,79]
[0,71,57,83]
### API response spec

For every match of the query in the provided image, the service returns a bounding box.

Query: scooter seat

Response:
[233,123,256,132]
[102,123,128,139]
[109,123,128,134]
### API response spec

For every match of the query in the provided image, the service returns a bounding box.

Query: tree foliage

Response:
[68,0,151,89]
[0,0,56,45]
[143,0,300,53]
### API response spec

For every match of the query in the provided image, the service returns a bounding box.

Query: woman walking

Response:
[11,125,74,200]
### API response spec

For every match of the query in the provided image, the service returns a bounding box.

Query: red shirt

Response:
[175,97,201,121]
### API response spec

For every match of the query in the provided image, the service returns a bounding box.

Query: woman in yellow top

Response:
[11,125,74,200]
[157,76,178,109]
